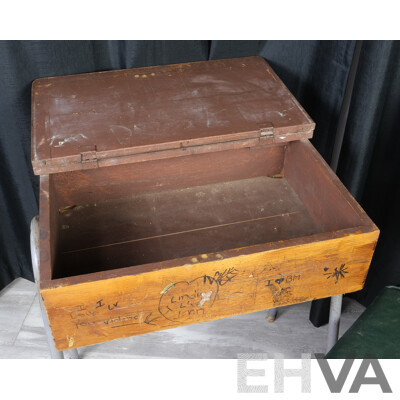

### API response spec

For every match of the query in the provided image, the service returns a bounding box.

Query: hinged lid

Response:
[31,56,315,175]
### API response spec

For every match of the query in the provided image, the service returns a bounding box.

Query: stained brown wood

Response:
[38,175,57,282]
[31,56,314,175]
[53,176,319,278]
[285,140,367,231]
[52,143,286,208]
[37,138,379,350]
[32,58,379,351]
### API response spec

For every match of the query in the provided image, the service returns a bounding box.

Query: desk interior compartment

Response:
[39,138,375,283]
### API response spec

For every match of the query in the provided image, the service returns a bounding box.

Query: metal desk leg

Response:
[327,294,343,352]
[38,293,63,359]
[30,216,74,359]
[63,349,79,359]
[266,307,278,323]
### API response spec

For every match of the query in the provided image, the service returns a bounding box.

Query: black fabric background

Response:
[0,41,399,316]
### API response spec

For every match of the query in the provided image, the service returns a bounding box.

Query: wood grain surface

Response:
[33,59,378,351]
[41,230,378,350]
[31,56,314,175]
[54,176,319,278]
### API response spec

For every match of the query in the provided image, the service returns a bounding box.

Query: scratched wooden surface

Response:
[31,59,378,352]
[42,231,378,350]
[31,56,314,175]
[38,138,379,350]
[0,278,367,359]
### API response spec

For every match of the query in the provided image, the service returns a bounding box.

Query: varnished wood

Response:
[31,56,314,175]
[32,58,379,352]
[285,140,371,231]
[53,176,318,278]
[37,139,379,351]
[52,143,286,208]
[42,230,378,350]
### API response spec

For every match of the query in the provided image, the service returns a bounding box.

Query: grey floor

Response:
[0,278,365,359]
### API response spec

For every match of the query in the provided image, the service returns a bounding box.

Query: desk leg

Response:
[38,294,63,359]
[266,307,278,322]
[30,216,66,359]
[39,291,78,358]
[327,295,343,352]
[63,349,79,359]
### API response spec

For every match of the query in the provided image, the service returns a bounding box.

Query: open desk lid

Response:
[31,56,315,175]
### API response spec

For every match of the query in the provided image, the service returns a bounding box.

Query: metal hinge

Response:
[259,125,275,140]
[80,151,98,168]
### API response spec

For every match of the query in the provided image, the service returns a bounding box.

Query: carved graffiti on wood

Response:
[324,264,348,283]
[64,263,348,332]
[158,268,238,322]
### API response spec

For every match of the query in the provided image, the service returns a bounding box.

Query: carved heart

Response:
[275,278,284,285]
[159,276,219,322]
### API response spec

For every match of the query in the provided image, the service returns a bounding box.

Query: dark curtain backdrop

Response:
[0,41,399,318]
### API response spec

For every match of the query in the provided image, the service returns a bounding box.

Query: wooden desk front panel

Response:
[41,230,378,350]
